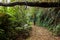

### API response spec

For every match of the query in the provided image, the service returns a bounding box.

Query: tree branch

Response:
[0,2,60,7]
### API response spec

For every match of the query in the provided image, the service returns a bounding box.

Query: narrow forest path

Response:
[16,25,60,40]
[27,25,60,40]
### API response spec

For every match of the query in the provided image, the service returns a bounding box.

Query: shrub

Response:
[0,13,32,40]
[53,24,60,36]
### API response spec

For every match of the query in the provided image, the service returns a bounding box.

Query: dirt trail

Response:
[16,25,60,40]
[27,25,60,40]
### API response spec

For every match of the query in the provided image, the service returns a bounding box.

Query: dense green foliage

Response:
[36,8,60,36]
[0,0,60,40]
[0,6,32,40]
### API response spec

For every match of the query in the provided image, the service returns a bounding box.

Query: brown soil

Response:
[27,25,60,40]
[16,25,60,40]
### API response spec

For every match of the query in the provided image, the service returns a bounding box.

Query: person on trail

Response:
[30,13,37,25]
[33,13,37,25]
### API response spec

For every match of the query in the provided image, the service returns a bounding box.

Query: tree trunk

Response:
[0,2,60,7]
